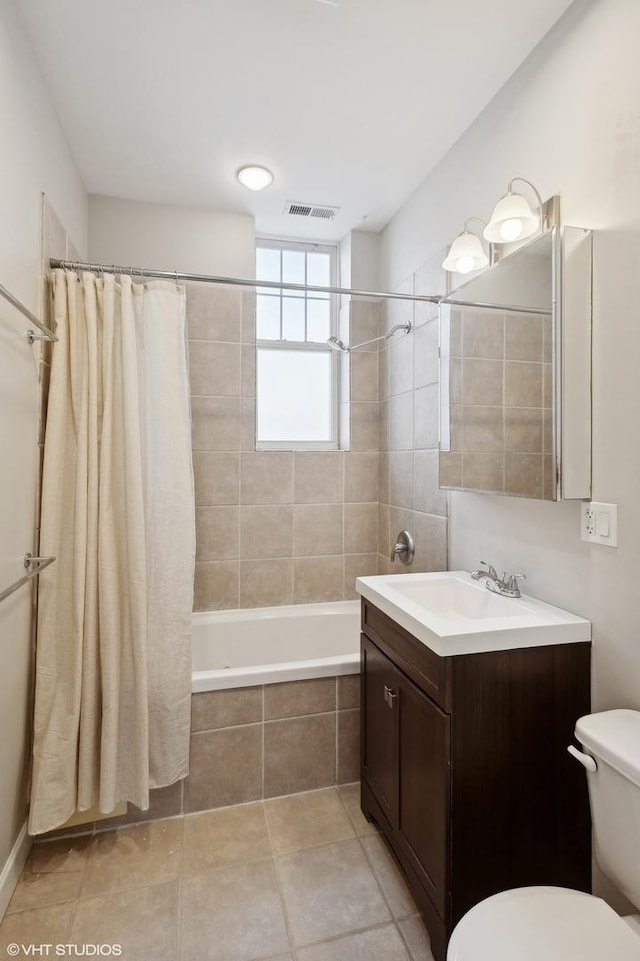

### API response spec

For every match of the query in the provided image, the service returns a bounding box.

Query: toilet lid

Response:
[447,887,640,961]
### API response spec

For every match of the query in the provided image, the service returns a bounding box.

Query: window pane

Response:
[256,294,280,339]
[307,299,331,342]
[256,247,281,281]
[282,250,305,296]
[282,297,305,341]
[257,348,333,442]
[307,253,331,295]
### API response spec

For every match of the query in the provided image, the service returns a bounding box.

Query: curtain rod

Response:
[49,259,441,304]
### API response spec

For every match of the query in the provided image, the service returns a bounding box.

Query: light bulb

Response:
[500,218,524,241]
[456,255,476,274]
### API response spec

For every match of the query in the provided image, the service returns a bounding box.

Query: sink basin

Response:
[356,571,590,656]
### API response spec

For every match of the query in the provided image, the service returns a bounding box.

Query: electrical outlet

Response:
[581,502,618,547]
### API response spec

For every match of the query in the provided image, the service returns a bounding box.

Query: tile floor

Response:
[1,784,434,961]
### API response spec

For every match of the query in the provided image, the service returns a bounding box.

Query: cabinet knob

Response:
[383,685,397,708]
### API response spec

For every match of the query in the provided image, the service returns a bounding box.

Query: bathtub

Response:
[191,600,361,692]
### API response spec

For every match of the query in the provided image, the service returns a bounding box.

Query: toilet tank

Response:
[576,710,640,909]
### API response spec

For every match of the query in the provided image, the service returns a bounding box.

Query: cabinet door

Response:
[362,635,399,826]
[398,672,451,918]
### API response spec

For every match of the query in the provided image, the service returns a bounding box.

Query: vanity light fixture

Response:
[483,177,543,244]
[236,165,274,191]
[442,218,490,274]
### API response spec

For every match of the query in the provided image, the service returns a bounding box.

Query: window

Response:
[255,238,339,449]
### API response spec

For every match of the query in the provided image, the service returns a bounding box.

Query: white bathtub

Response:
[191,600,361,692]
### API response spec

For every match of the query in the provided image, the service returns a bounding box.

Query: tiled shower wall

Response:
[378,249,448,575]
[189,287,381,610]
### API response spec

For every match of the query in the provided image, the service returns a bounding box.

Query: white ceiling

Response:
[17,0,573,241]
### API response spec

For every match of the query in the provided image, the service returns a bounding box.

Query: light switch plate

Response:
[581,502,618,547]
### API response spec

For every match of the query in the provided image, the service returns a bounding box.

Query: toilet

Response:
[447,709,640,960]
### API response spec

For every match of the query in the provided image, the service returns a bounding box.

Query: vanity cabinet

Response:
[360,598,592,961]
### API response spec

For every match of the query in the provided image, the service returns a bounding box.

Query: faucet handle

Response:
[505,572,526,594]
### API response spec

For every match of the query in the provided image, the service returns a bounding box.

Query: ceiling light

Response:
[236,165,274,191]
[483,178,542,244]
[442,219,490,274]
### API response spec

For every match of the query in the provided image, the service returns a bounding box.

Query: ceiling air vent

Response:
[285,201,339,221]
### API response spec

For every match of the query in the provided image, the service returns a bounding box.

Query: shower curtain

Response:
[29,270,195,836]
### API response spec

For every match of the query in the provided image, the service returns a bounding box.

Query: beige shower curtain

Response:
[29,270,195,836]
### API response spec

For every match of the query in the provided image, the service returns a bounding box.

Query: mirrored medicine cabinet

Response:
[438,225,592,501]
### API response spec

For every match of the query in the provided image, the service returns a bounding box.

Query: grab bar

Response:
[0,280,58,343]
[0,553,56,605]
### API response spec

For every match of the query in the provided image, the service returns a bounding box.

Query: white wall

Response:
[89,195,255,278]
[0,0,88,901]
[380,0,640,904]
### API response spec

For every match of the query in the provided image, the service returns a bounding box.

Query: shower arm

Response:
[327,321,412,353]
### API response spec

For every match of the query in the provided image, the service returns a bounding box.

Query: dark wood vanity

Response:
[360,597,592,961]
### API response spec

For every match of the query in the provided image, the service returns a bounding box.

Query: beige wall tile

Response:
[184,725,262,812]
[345,452,378,503]
[241,344,256,397]
[71,880,179,961]
[195,506,239,561]
[413,512,447,572]
[389,452,414,510]
[505,361,543,408]
[294,451,344,504]
[191,688,262,732]
[294,556,344,604]
[242,290,256,343]
[462,358,503,406]
[439,451,462,488]
[350,350,378,402]
[389,392,413,450]
[543,316,552,363]
[414,449,447,516]
[240,505,293,559]
[413,318,439,389]
[543,408,554,453]
[180,860,289,961]
[378,398,390,451]
[294,504,343,556]
[241,451,293,504]
[264,713,336,797]
[504,408,543,453]
[344,553,378,599]
[505,453,543,498]
[337,709,360,784]
[413,384,439,450]
[264,678,336,720]
[351,402,379,451]
[449,309,463,357]
[449,357,462,405]
[194,561,239,610]
[505,314,542,361]
[191,396,241,451]
[240,558,294,608]
[182,803,271,876]
[337,675,360,710]
[462,453,504,492]
[378,346,390,402]
[187,285,242,342]
[389,328,414,396]
[189,341,240,396]
[241,396,256,451]
[543,454,556,500]
[543,362,553,407]
[193,451,239,506]
[349,300,381,349]
[462,405,503,452]
[378,451,389,504]
[378,505,390,558]
[345,503,378,554]
[462,311,504,359]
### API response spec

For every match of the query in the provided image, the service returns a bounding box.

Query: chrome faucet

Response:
[471,561,526,598]
[390,530,415,565]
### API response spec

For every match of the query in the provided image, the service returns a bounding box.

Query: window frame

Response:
[255,236,340,451]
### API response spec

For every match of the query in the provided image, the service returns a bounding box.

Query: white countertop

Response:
[356,571,591,657]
